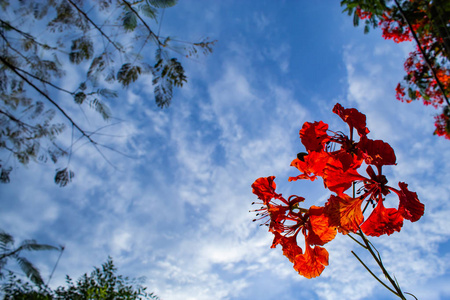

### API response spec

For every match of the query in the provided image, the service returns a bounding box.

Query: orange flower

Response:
[252,177,336,278]
[288,151,331,182]
[325,194,364,234]
[360,200,404,236]
[332,103,370,137]
[394,182,425,222]
[300,121,330,152]
[293,243,329,279]
[252,103,424,279]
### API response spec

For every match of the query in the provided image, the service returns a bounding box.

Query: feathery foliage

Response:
[0,0,216,185]
[0,230,59,286]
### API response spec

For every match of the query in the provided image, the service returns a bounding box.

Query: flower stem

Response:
[347,233,366,249]
[354,229,409,300]
[351,250,399,296]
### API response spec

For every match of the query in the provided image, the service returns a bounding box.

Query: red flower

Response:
[293,244,329,279]
[324,194,364,234]
[252,177,304,234]
[271,232,303,261]
[393,182,425,222]
[306,206,337,246]
[323,152,365,195]
[434,113,450,140]
[332,103,370,137]
[359,137,396,169]
[252,103,425,279]
[355,7,372,20]
[271,233,329,279]
[252,176,279,203]
[289,151,331,182]
[300,121,330,152]
[360,200,404,236]
[252,177,336,278]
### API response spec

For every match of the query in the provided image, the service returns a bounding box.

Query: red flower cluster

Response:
[252,103,425,278]
[354,2,450,139]
[434,112,450,139]
[379,13,412,43]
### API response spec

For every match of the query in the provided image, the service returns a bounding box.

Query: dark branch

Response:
[0,56,95,144]
[393,0,450,106]
[121,0,162,46]
[66,0,124,53]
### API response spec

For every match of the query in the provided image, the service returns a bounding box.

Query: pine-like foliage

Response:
[0,0,216,185]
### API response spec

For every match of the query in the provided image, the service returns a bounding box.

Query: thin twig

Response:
[0,19,58,50]
[351,251,399,296]
[347,233,367,248]
[66,0,123,53]
[0,56,95,144]
[358,229,407,299]
[121,0,162,46]
[46,246,64,286]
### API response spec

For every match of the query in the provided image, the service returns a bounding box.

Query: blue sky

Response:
[2,1,450,299]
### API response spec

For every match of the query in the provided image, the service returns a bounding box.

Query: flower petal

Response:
[252,176,278,203]
[271,232,303,262]
[324,194,364,234]
[293,244,329,279]
[300,121,330,152]
[306,206,337,246]
[323,153,364,194]
[359,137,397,167]
[397,182,424,222]
[332,103,370,137]
[361,200,404,236]
[289,151,330,182]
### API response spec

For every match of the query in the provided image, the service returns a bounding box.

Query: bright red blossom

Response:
[300,121,330,152]
[360,200,404,236]
[394,182,425,222]
[325,194,364,234]
[252,176,336,278]
[252,103,424,278]
[332,103,370,137]
[353,3,450,139]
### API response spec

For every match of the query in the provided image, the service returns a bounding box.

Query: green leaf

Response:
[97,88,118,99]
[147,0,178,8]
[69,36,94,64]
[74,92,86,104]
[0,0,9,11]
[0,230,14,248]
[18,240,59,252]
[55,168,74,187]
[16,256,44,286]
[122,10,137,31]
[0,167,12,183]
[87,54,108,84]
[117,63,142,87]
[353,10,360,27]
[140,3,158,19]
[151,56,186,108]
[90,99,111,120]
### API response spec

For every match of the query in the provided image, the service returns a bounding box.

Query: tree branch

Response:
[0,56,95,144]
[393,0,450,106]
[66,0,124,53]
[121,0,162,46]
